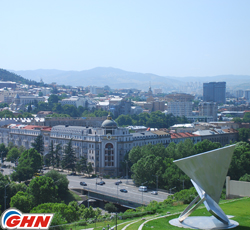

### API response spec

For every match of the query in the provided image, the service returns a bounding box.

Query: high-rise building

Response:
[198,102,218,121]
[166,93,194,117]
[203,82,226,104]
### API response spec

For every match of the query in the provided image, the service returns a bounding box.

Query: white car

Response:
[151,191,158,195]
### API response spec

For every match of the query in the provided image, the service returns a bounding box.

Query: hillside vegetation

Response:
[0,68,41,86]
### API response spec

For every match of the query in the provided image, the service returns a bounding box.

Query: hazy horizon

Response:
[1,0,250,77]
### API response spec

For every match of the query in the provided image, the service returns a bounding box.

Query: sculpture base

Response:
[169,216,239,229]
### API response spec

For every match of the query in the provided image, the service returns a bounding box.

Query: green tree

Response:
[10,191,34,213]
[0,143,8,163]
[239,173,250,182]
[11,148,42,182]
[55,144,62,168]
[31,203,79,223]
[44,170,69,200]
[62,139,76,172]
[238,128,250,142]
[29,176,58,206]
[38,92,43,97]
[76,157,87,174]
[6,147,20,162]
[86,162,93,177]
[104,203,117,213]
[31,134,44,155]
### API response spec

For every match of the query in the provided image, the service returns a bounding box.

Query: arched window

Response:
[104,143,114,166]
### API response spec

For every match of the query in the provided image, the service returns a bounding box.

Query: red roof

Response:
[171,132,199,139]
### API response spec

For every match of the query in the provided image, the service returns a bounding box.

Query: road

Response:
[67,175,169,204]
[1,163,169,205]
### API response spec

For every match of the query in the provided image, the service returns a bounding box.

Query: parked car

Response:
[69,172,76,176]
[1,165,7,168]
[151,191,158,195]
[80,182,87,186]
[120,189,128,193]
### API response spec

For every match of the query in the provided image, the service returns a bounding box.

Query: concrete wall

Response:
[226,176,250,198]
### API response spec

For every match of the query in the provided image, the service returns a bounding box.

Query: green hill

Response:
[0,68,42,86]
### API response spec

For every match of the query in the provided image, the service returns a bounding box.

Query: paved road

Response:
[1,163,169,204]
[67,175,169,204]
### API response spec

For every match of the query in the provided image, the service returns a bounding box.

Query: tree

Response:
[29,176,58,206]
[55,144,62,168]
[31,134,44,155]
[0,143,8,163]
[86,162,93,177]
[239,173,250,182]
[44,170,69,200]
[62,139,76,172]
[76,157,87,174]
[104,203,117,213]
[238,128,250,142]
[6,147,20,162]
[10,191,34,213]
[47,141,55,169]
[11,148,42,182]
[38,92,43,97]
[31,203,79,223]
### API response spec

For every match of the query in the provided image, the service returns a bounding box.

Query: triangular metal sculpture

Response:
[171,145,238,228]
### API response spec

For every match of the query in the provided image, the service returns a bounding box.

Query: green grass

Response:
[141,198,250,230]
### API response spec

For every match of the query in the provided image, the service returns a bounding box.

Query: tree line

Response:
[128,139,250,191]
[115,111,189,128]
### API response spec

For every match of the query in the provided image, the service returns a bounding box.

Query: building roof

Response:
[171,132,199,139]
[101,115,118,128]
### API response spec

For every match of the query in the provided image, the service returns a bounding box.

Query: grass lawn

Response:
[141,198,250,230]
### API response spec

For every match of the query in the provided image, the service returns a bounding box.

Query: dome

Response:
[101,115,118,128]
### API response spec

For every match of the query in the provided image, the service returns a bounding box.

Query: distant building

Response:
[166,93,194,117]
[203,82,226,104]
[244,90,250,101]
[198,102,218,121]
[153,89,162,95]
[0,81,16,89]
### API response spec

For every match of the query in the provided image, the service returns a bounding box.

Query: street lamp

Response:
[141,181,147,205]
[169,186,176,195]
[4,183,10,210]
[125,160,129,184]
[178,179,184,190]
[152,175,158,191]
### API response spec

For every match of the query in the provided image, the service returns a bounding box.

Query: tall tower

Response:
[203,82,226,104]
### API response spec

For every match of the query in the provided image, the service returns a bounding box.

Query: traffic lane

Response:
[68,177,168,202]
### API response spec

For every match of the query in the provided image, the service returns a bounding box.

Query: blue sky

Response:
[1,0,250,77]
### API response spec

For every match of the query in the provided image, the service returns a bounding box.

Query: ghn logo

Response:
[1,208,54,229]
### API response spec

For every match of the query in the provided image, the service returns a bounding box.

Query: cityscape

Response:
[1,1,250,229]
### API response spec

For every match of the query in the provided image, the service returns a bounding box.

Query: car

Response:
[80,182,87,186]
[97,181,105,185]
[117,180,122,184]
[0,169,4,172]
[115,182,120,185]
[151,191,158,195]
[69,172,76,176]
[120,189,128,193]
[1,165,7,168]
[139,186,147,192]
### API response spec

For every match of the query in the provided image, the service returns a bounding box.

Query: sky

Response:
[1,0,250,77]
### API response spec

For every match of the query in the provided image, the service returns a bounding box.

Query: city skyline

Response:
[1,0,250,77]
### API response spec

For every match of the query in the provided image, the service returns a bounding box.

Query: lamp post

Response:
[169,186,176,195]
[152,175,158,191]
[1,151,3,164]
[141,181,147,205]
[178,179,184,190]
[125,160,128,184]
[4,184,9,210]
